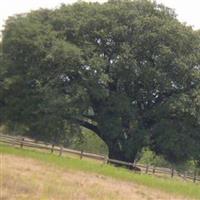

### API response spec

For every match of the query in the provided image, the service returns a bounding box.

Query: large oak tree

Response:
[1,0,200,163]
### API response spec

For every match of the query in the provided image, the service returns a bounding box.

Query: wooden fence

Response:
[0,133,199,183]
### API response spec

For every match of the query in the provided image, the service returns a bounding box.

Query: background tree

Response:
[1,0,200,163]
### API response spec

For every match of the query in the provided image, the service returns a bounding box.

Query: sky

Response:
[0,0,199,33]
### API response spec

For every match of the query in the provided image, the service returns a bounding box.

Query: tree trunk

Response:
[107,141,142,171]
[107,142,136,163]
[78,118,139,163]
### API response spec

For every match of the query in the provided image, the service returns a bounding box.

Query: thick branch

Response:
[82,114,96,121]
[76,119,100,135]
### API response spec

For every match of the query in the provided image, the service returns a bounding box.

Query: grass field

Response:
[1,144,200,200]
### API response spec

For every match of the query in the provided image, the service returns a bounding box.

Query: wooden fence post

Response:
[59,146,63,156]
[153,166,156,174]
[193,169,197,183]
[183,171,186,180]
[171,168,174,178]
[51,144,54,153]
[20,138,24,148]
[80,150,83,159]
[145,165,149,174]
[12,138,15,146]
[103,156,108,164]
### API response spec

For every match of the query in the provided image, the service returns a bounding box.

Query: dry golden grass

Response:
[0,154,192,200]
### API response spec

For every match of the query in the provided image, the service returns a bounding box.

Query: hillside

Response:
[1,144,200,200]
[1,155,184,200]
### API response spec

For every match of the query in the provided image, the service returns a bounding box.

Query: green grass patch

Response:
[1,144,200,199]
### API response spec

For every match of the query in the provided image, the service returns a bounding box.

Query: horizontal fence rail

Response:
[0,134,199,183]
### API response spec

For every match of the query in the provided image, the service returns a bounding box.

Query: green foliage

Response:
[68,128,108,155]
[139,148,200,172]
[139,148,170,167]
[1,0,200,163]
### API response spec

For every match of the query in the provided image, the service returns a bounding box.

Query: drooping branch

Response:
[76,119,100,135]
[82,114,96,121]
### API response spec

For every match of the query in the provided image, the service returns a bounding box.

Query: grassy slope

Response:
[1,144,200,199]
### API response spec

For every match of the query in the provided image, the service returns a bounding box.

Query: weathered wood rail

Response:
[0,133,199,183]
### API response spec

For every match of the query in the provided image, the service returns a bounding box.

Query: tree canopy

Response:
[1,0,200,164]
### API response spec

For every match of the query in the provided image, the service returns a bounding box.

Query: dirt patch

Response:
[0,154,190,200]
